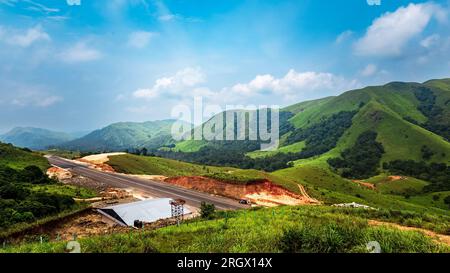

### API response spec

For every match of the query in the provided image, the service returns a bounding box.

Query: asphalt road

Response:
[48,156,248,210]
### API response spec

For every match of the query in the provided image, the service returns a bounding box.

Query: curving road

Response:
[47,156,248,210]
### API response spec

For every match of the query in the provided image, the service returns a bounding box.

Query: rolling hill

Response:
[0,142,50,170]
[145,79,450,208]
[0,127,76,151]
[167,79,449,163]
[59,119,190,152]
[0,142,96,237]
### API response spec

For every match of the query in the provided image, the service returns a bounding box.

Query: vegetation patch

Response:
[383,160,450,193]
[0,165,76,231]
[328,131,384,179]
[285,110,357,158]
[0,143,49,170]
[413,87,449,141]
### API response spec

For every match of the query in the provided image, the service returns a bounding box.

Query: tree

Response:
[444,196,450,206]
[328,131,384,179]
[200,202,215,219]
[421,145,434,160]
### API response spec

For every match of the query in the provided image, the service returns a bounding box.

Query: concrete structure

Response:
[97,198,191,227]
[332,202,376,210]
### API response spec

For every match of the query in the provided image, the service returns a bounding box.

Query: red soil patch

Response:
[77,158,116,172]
[352,180,376,190]
[164,176,316,206]
[388,176,405,181]
[47,166,72,180]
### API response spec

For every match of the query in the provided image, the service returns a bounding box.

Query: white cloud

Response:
[66,0,81,6]
[12,95,62,107]
[24,0,59,14]
[35,96,63,107]
[7,86,62,108]
[157,13,202,23]
[131,68,359,105]
[354,2,445,57]
[127,31,156,49]
[420,34,440,48]
[0,0,17,7]
[59,42,102,63]
[1,25,50,47]
[336,30,353,44]
[360,64,378,77]
[133,67,206,99]
[229,70,360,100]
[158,14,177,21]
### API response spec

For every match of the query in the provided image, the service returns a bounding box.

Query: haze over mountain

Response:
[60,119,189,152]
[0,127,76,150]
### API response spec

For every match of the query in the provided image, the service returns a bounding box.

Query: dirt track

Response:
[369,220,450,246]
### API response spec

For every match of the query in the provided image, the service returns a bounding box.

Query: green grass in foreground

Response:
[2,206,449,253]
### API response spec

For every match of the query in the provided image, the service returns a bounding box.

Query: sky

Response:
[0,0,449,133]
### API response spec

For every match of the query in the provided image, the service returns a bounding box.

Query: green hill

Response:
[60,120,190,152]
[0,142,49,170]
[143,79,450,210]
[160,79,450,164]
[0,142,95,237]
[0,127,75,151]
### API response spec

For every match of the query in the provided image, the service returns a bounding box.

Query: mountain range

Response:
[59,120,187,152]
[0,127,78,150]
[1,79,449,167]
[166,79,450,165]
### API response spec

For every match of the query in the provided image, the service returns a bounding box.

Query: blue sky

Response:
[0,0,449,132]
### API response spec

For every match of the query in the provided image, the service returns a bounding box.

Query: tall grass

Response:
[2,206,448,253]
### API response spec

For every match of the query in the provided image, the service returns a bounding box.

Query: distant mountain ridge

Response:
[59,119,189,152]
[0,127,75,150]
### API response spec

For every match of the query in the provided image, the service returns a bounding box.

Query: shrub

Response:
[200,202,216,219]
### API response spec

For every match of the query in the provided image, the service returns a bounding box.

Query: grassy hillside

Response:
[3,205,449,253]
[288,83,427,129]
[280,81,449,163]
[170,139,208,153]
[246,141,305,159]
[272,156,450,215]
[60,120,188,152]
[169,80,449,168]
[331,100,450,164]
[0,127,74,151]
[0,142,49,170]
[0,142,95,237]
